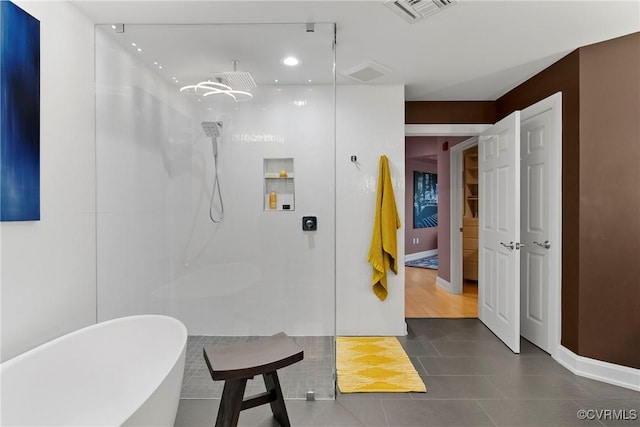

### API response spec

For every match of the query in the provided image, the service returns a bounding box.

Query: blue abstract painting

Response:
[1,1,40,221]
[413,171,437,228]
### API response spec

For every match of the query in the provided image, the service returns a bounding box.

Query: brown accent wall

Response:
[577,33,640,369]
[497,34,640,368]
[405,101,496,124]
[496,51,582,355]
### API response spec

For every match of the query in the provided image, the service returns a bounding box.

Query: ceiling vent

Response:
[384,0,457,23]
[342,61,392,83]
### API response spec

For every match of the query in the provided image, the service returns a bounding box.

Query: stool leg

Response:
[263,371,290,427]
[215,379,247,427]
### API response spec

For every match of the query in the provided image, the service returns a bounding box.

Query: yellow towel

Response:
[367,155,401,301]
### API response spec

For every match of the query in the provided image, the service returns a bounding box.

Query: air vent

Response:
[342,61,392,83]
[384,0,457,23]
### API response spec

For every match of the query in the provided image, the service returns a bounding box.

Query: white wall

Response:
[336,85,406,336]
[1,1,96,361]
[95,40,408,338]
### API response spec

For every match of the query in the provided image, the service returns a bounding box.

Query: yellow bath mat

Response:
[336,336,426,393]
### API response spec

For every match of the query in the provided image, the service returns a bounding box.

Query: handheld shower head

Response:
[201,121,224,223]
[202,121,222,138]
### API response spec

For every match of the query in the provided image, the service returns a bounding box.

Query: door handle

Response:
[533,240,551,249]
[500,241,526,250]
[500,241,515,250]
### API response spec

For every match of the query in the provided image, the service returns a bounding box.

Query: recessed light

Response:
[158,65,163,69]
[137,48,142,52]
[274,79,279,83]
[308,79,312,83]
[131,42,137,47]
[282,56,300,66]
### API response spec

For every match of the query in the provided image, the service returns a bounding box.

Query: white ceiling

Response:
[71,0,640,101]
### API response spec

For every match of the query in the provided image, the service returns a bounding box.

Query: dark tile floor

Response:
[174,318,640,427]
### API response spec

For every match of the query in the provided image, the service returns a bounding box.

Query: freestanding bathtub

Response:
[1,315,187,426]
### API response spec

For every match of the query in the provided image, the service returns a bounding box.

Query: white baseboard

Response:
[556,345,640,392]
[436,276,456,294]
[405,249,437,262]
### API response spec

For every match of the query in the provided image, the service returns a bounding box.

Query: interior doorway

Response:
[405,93,561,356]
[448,93,562,356]
[404,135,477,318]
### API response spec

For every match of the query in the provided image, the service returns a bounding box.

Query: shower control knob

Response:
[302,216,317,231]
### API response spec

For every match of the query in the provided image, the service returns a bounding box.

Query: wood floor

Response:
[405,266,478,318]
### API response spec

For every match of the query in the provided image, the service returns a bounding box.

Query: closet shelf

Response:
[463,146,479,281]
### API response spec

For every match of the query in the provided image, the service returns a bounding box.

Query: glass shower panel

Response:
[95,23,336,400]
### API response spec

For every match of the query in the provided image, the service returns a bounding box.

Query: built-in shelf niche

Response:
[264,158,294,211]
[463,146,479,281]
[464,148,479,218]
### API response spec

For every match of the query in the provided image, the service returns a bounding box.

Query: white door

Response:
[479,111,521,353]
[519,103,556,354]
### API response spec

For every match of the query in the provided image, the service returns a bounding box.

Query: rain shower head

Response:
[180,60,255,102]
[202,121,222,138]
[211,60,257,91]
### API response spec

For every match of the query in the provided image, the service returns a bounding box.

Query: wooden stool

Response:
[203,332,304,427]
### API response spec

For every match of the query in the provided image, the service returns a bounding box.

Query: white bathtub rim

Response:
[1,314,188,426]
[1,314,186,367]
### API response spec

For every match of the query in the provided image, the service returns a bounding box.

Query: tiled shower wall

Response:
[95,25,336,337]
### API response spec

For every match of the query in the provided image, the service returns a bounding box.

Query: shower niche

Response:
[264,158,294,211]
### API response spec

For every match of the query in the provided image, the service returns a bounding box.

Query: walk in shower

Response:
[95,22,336,399]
